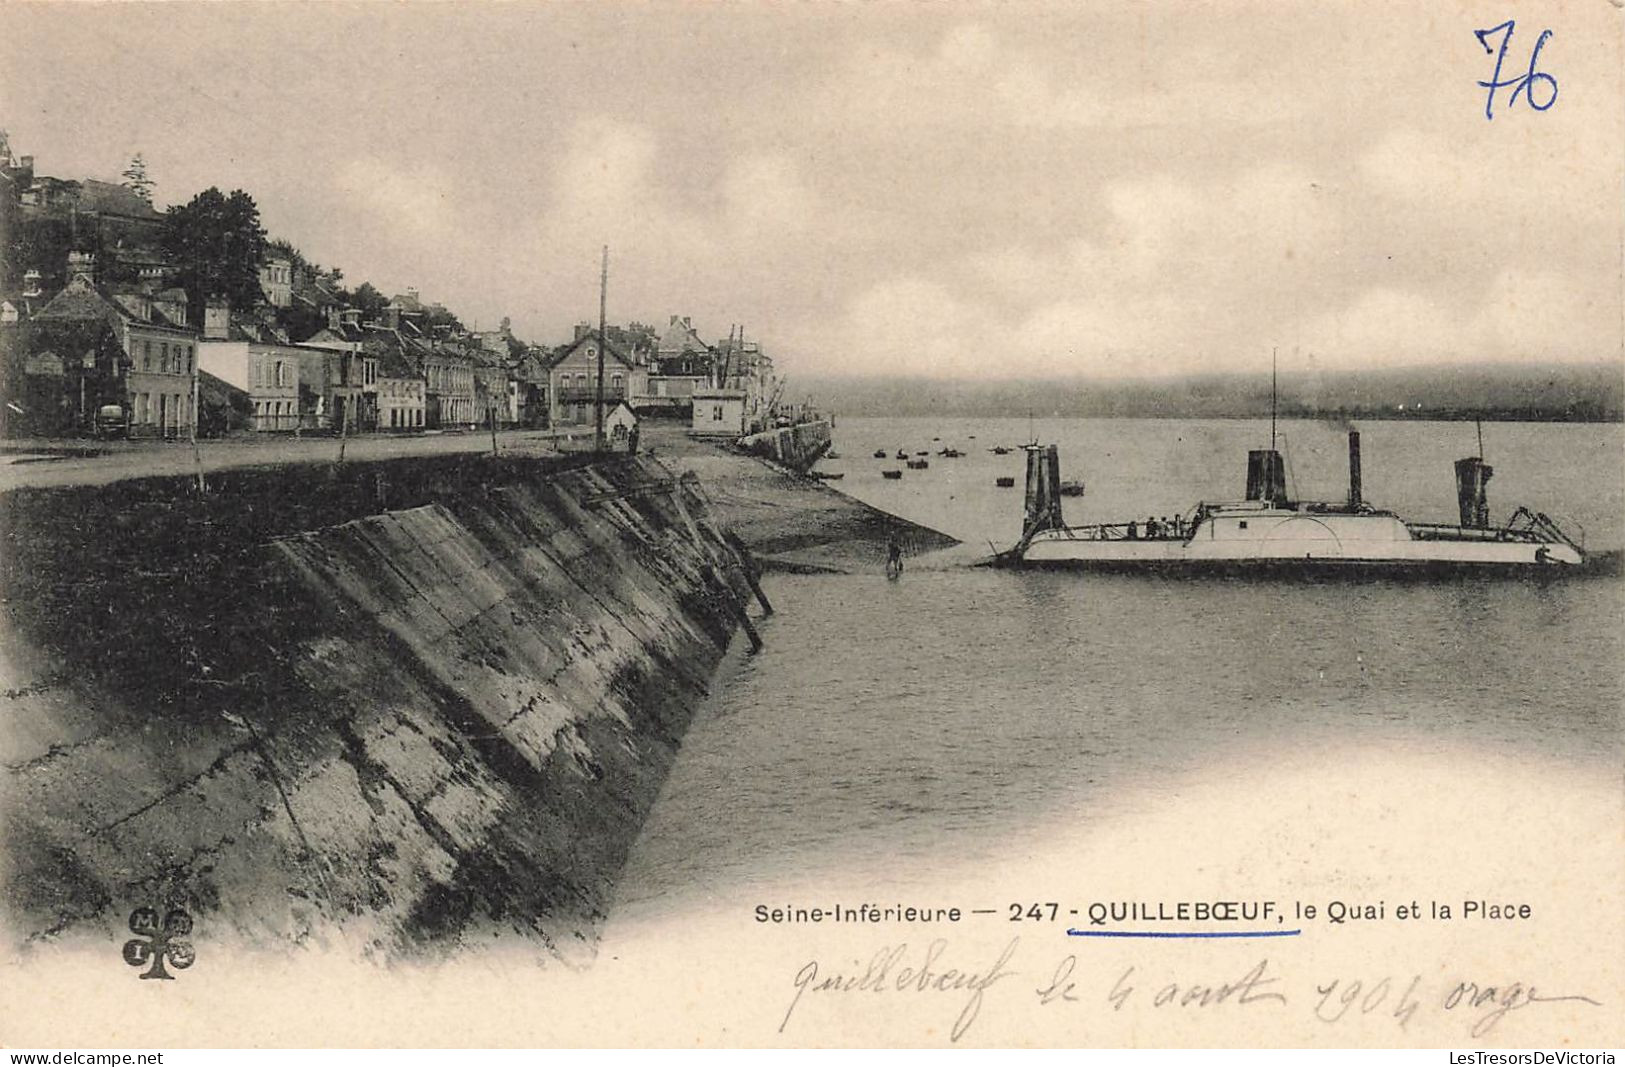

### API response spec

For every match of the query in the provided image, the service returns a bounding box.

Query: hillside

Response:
[798,362,1624,422]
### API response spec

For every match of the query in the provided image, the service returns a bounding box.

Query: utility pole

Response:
[595,245,608,452]
[191,349,205,493]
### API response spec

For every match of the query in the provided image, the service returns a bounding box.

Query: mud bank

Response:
[649,427,958,573]
[0,453,766,960]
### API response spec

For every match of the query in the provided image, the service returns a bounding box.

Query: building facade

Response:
[547,331,644,427]
[196,337,301,431]
[31,273,199,437]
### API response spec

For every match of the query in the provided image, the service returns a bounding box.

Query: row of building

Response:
[0,141,781,440]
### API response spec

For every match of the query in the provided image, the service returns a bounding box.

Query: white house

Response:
[689,387,746,437]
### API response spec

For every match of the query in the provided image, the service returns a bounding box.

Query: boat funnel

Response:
[1347,431,1362,508]
[1023,444,1064,538]
[1245,450,1287,505]
[1454,456,1493,528]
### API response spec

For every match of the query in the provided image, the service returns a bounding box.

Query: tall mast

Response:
[595,245,608,451]
[1476,417,1484,460]
[1270,346,1278,453]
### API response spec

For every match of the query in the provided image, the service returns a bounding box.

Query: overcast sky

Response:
[3,1,1621,379]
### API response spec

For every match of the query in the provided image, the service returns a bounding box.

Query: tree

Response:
[343,282,389,316]
[121,154,155,203]
[161,187,268,315]
[424,304,464,334]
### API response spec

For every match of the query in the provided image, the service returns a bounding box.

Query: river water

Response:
[600,417,1623,1044]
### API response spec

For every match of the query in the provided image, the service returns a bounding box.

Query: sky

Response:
[2,1,1621,380]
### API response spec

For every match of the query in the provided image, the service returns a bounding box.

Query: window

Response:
[160,343,169,372]
[612,373,623,390]
[142,341,153,371]
[712,405,723,421]
[1238,520,1248,530]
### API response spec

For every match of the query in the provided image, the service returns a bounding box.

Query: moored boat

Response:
[1000,432,1584,574]
[882,469,903,480]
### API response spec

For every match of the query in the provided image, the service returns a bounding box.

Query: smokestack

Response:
[1022,444,1064,540]
[1454,457,1493,528]
[1245,450,1287,505]
[1347,430,1362,508]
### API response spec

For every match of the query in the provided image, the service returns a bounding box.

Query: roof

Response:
[656,315,708,357]
[227,313,291,345]
[197,368,248,405]
[292,276,340,309]
[33,276,127,330]
[544,330,635,372]
[306,322,367,345]
[387,290,426,314]
[361,327,424,381]
[74,180,163,221]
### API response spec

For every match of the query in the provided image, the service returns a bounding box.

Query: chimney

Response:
[574,321,591,342]
[203,299,231,340]
[1347,431,1362,508]
[1454,457,1493,528]
[1245,450,1287,505]
[66,250,97,282]
[22,269,41,297]
[1022,444,1064,540]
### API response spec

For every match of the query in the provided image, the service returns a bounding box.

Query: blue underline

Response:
[1066,928,1303,939]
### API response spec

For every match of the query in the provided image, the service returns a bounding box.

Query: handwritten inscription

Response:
[779,940,1600,1042]
[1475,20,1558,121]
[780,938,1018,1043]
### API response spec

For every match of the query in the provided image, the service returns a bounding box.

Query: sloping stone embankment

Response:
[0,453,762,960]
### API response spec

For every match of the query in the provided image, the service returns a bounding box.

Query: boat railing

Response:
[1406,521,1551,546]
[1048,515,1201,543]
[1506,506,1585,553]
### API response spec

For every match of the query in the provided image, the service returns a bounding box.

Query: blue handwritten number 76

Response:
[1475,20,1557,120]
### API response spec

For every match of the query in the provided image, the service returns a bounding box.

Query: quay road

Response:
[0,424,959,571]
[0,427,597,492]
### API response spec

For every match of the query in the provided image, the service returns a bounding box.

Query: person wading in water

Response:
[886,537,904,578]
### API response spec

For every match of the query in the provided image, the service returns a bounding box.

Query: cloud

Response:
[334,158,459,242]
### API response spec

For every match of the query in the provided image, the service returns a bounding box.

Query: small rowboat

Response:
[882,469,903,480]
[873,449,888,459]
[907,458,930,470]
[995,476,1016,488]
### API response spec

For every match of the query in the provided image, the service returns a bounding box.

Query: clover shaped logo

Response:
[122,907,195,980]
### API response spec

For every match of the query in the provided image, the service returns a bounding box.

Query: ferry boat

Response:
[1001,431,1584,574]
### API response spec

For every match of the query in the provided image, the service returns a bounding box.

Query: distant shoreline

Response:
[829,411,1623,424]
[798,363,1625,424]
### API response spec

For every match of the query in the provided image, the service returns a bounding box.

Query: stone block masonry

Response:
[0,452,761,961]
